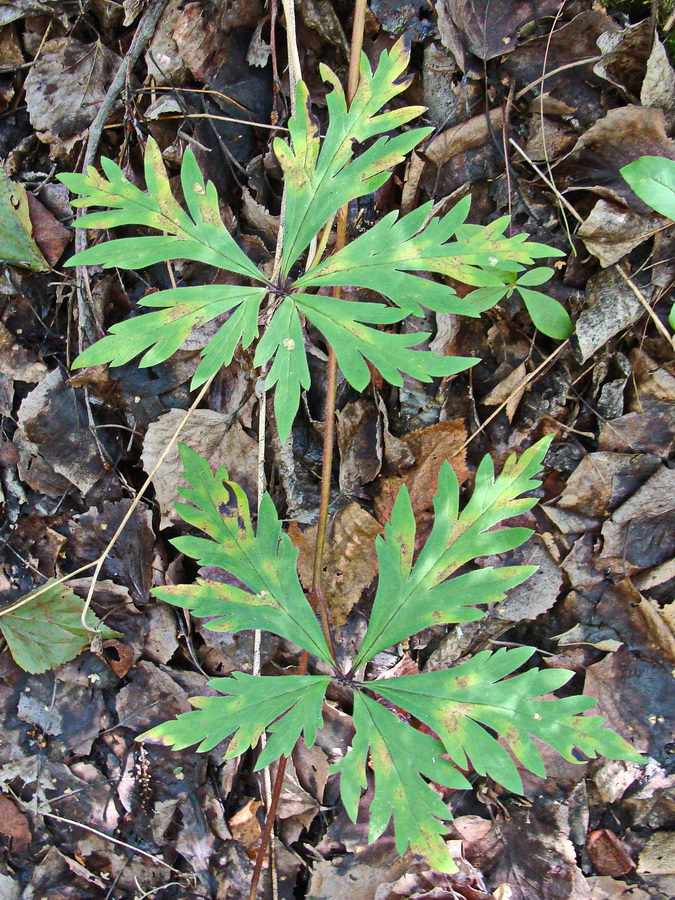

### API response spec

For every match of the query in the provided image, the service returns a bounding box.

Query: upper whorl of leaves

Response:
[141,436,643,872]
[60,40,570,440]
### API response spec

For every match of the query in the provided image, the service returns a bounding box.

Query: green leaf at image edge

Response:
[0,582,120,674]
[620,156,675,221]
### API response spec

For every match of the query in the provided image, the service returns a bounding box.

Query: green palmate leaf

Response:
[620,155,675,220]
[353,436,552,668]
[275,40,431,275]
[373,647,644,794]
[59,138,264,283]
[154,444,332,664]
[253,297,311,442]
[250,291,476,440]
[297,198,560,316]
[73,285,266,379]
[0,582,120,674]
[332,691,470,873]
[140,672,330,767]
[296,197,567,324]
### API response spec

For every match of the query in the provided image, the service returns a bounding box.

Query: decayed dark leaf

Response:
[67,499,154,602]
[558,106,675,211]
[502,9,615,127]
[593,19,652,100]
[584,647,674,758]
[436,0,560,63]
[599,466,675,577]
[24,38,122,158]
[572,268,643,364]
[468,800,588,900]
[15,368,111,497]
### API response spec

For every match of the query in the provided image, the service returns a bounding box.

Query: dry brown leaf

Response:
[481,362,527,423]
[577,200,664,268]
[289,503,382,630]
[375,420,470,526]
[0,795,31,851]
[141,408,258,528]
[586,830,635,877]
[228,798,263,858]
[24,38,122,158]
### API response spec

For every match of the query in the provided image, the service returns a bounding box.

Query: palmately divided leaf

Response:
[139,672,330,767]
[59,138,264,283]
[0,582,120,674]
[296,195,566,325]
[353,436,552,668]
[156,445,333,664]
[73,285,266,377]
[372,647,644,794]
[276,40,431,275]
[332,691,470,873]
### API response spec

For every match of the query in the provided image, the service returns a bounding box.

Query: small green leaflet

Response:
[621,155,675,221]
[155,444,333,665]
[373,647,644,795]
[352,435,552,668]
[462,265,572,340]
[0,582,120,674]
[621,156,675,330]
[140,673,330,768]
[332,691,470,873]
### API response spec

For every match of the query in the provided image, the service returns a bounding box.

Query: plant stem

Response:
[249,5,369,897]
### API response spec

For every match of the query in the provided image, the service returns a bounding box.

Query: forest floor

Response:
[0,1,674,898]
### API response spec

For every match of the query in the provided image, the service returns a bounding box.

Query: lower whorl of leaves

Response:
[140,436,643,873]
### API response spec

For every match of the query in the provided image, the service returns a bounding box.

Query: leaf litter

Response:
[0,1,675,898]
